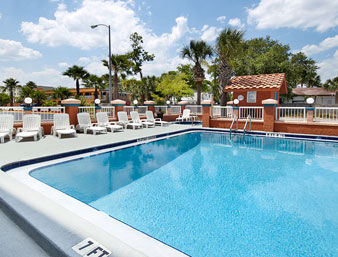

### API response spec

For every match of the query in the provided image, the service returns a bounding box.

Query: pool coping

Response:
[1,128,338,257]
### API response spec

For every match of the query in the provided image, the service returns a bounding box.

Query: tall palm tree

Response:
[216,28,244,105]
[32,90,47,106]
[180,40,213,105]
[25,81,38,90]
[63,65,89,97]
[52,87,73,102]
[2,78,20,106]
[102,53,133,99]
[82,74,106,100]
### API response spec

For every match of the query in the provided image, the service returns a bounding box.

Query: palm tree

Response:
[25,81,38,90]
[63,65,89,97]
[32,90,47,106]
[180,40,213,105]
[20,85,34,100]
[102,53,133,99]
[82,74,106,100]
[2,78,21,106]
[52,87,72,102]
[323,77,338,104]
[216,28,244,105]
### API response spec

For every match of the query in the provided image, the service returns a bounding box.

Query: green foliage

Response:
[63,65,89,96]
[25,81,37,89]
[20,85,34,100]
[129,32,155,79]
[290,52,320,87]
[0,93,10,106]
[2,78,21,106]
[156,72,194,101]
[32,90,47,106]
[42,100,57,106]
[52,87,73,100]
[323,77,338,92]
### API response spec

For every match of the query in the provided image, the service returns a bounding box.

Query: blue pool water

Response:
[31,132,338,256]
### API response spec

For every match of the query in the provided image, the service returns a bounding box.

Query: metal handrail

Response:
[244,115,251,135]
[230,114,238,133]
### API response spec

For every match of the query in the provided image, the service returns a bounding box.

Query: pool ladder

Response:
[243,115,251,135]
[229,115,238,133]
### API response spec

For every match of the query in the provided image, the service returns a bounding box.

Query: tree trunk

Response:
[10,90,13,106]
[196,81,202,105]
[218,58,232,106]
[94,86,98,99]
[76,79,80,97]
[113,71,118,99]
[139,71,143,80]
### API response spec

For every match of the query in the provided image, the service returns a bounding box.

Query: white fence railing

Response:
[186,105,202,114]
[123,106,135,116]
[99,106,115,118]
[276,107,306,121]
[137,106,148,115]
[212,106,233,118]
[170,106,181,114]
[155,106,168,114]
[32,106,65,121]
[0,107,24,122]
[239,107,264,120]
[78,106,95,118]
[314,107,338,123]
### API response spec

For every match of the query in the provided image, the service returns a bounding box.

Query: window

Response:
[247,91,257,103]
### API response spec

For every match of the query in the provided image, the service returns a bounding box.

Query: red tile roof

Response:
[292,87,336,96]
[224,73,287,94]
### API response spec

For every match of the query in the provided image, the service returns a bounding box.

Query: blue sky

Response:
[0,0,337,88]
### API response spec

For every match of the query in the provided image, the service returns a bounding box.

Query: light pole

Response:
[91,24,112,102]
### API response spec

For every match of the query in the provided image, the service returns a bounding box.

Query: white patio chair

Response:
[16,114,43,142]
[52,113,77,138]
[176,109,191,122]
[131,111,154,128]
[0,114,15,143]
[96,112,123,132]
[145,111,168,127]
[76,113,106,135]
[117,111,142,130]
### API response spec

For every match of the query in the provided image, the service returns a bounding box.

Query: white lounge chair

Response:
[96,112,123,132]
[52,113,77,138]
[117,111,142,130]
[176,109,191,122]
[145,111,168,127]
[16,114,43,142]
[76,113,107,135]
[131,111,154,128]
[0,114,14,143]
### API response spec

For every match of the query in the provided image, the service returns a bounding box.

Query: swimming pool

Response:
[30,132,338,257]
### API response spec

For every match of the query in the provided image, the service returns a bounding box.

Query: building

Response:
[224,73,288,106]
[291,87,337,105]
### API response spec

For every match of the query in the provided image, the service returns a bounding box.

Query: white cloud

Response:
[0,67,74,87]
[228,18,244,29]
[247,0,338,32]
[0,39,42,61]
[301,35,338,55]
[201,26,220,42]
[58,62,69,68]
[216,16,226,23]
[0,13,2,19]
[78,57,91,64]
[318,50,338,81]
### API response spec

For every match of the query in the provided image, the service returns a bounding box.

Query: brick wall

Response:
[234,91,279,107]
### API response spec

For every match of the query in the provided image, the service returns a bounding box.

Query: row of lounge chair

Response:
[0,110,169,143]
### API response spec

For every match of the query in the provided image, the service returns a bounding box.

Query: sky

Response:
[0,0,337,88]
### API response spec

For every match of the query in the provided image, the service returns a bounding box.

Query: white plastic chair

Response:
[176,109,191,122]
[117,111,142,130]
[96,112,123,132]
[145,111,168,127]
[76,113,106,135]
[0,114,14,143]
[131,111,154,128]
[16,114,43,142]
[52,113,77,138]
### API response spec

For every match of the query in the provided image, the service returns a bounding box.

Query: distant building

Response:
[291,87,337,105]
[181,92,213,104]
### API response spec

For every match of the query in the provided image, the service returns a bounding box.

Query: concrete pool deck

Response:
[0,124,199,257]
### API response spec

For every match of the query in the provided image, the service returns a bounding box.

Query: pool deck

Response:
[0,124,200,257]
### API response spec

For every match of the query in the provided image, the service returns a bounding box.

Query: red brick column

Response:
[144,100,155,113]
[201,100,212,127]
[61,98,81,126]
[111,99,126,118]
[306,107,314,123]
[262,99,278,132]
